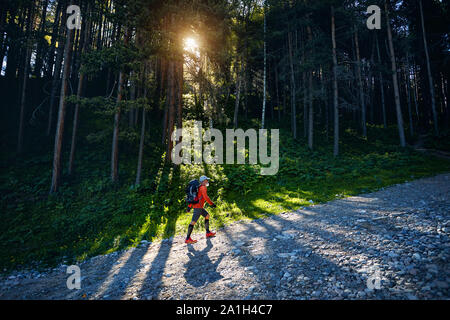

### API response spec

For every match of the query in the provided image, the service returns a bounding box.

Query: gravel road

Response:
[1,173,449,300]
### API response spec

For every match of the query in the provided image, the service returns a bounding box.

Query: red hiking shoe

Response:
[206,231,216,238]
[185,238,197,244]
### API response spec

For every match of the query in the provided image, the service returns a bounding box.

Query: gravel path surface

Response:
[1,173,449,300]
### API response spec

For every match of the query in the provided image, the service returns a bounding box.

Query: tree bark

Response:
[47,2,68,136]
[375,33,387,128]
[68,3,91,175]
[354,27,367,138]
[45,0,63,78]
[136,84,148,186]
[129,72,136,127]
[331,6,339,157]
[385,0,406,147]
[17,3,35,154]
[413,63,420,119]
[0,7,7,66]
[243,63,248,121]
[50,28,75,193]
[288,31,297,139]
[33,0,49,77]
[419,0,439,135]
[303,70,307,138]
[274,63,281,121]
[111,28,130,182]
[4,5,22,80]
[404,56,414,136]
[162,97,169,144]
[166,60,175,163]
[176,60,183,132]
[307,26,313,150]
[441,73,448,130]
[261,1,267,129]
[233,61,242,128]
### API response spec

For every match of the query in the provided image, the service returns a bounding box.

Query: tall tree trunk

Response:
[268,60,274,120]
[44,0,63,78]
[307,26,313,150]
[71,29,80,78]
[129,73,136,127]
[354,28,367,138]
[303,71,307,138]
[96,5,104,50]
[413,63,420,119]
[233,62,242,128]
[385,0,406,147]
[331,6,339,157]
[17,3,35,154]
[375,33,387,128]
[161,57,168,144]
[50,28,75,193]
[160,56,166,109]
[404,56,414,136]
[288,31,297,139]
[368,42,375,125]
[176,60,183,131]
[0,7,7,66]
[74,2,87,75]
[68,3,91,175]
[441,73,448,130]
[274,63,281,122]
[351,31,357,124]
[301,31,308,139]
[308,69,313,150]
[4,5,22,80]
[162,99,169,144]
[261,1,267,129]
[243,63,248,121]
[166,61,175,163]
[33,0,49,77]
[47,2,68,136]
[136,85,147,186]
[111,28,130,182]
[319,67,326,135]
[419,0,438,135]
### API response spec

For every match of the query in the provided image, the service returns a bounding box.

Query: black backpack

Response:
[186,179,200,205]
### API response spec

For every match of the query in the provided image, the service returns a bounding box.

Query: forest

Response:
[0,0,449,272]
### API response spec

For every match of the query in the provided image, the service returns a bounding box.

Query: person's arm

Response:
[200,186,214,206]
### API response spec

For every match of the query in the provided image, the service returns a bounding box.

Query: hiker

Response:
[185,175,217,244]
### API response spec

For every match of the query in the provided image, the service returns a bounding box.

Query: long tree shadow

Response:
[88,240,150,299]
[130,164,181,299]
[220,185,450,299]
[63,157,172,299]
[216,209,398,299]
[81,162,182,300]
[184,238,224,287]
[297,197,448,248]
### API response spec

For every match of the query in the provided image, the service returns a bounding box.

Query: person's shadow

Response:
[184,238,224,287]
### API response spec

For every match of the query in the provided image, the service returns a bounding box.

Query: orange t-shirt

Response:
[190,185,213,209]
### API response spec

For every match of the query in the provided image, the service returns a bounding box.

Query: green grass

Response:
[1,122,449,273]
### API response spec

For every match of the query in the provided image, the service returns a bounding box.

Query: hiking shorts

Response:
[191,208,209,224]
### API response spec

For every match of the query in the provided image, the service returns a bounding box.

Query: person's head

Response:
[199,175,211,187]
